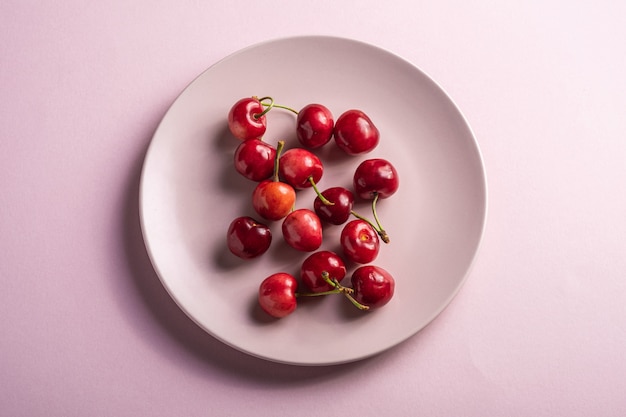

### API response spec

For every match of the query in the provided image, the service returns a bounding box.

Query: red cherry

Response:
[233,139,276,182]
[228,97,266,140]
[282,209,323,252]
[353,158,399,199]
[333,109,379,155]
[296,104,334,148]
[252,180,296,221]
[258,273,298,318]
[301,251,346,293]
[278,148,323,190]
[226,216,272,259]
[340,219,380,264]
[351,265,395,309]
[313,186,354,225]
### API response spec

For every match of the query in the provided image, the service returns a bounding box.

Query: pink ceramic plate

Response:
[140,36,487,365]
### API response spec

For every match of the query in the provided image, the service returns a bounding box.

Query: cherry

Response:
[252,180,295,221]
[313,186,354,225]
[333,109,380,155]
[252,141,296,221]
[226,216,272,259]
[258,272,298,318]
[278,148,323,190]
[300,251,346,293]
[233,139,276,182]
[228,97,267,140]
[353,158,399,200]
[296,104,334,148]
[351,265,395,309]
[282,209,323,252]
[340,219,380,264]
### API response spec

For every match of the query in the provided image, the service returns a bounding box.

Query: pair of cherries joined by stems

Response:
[225,96,399,317]
[259,251,395,318]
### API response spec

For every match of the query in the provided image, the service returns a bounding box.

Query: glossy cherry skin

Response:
[351,265,395,309]
[301,250,347,292]
[333,109,379,155]
[228,97,266,140]
[296,104,334,148]
[353,158,399,199]
[340,219,380,264]
[258,273,298,318]
[278,148,323,189]
[252,180,296,221]
[282,209,323,252]
[226,216,272,259]
[314,186,354,225]
[233,139,276,182]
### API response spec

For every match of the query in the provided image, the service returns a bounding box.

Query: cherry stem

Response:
[254,96,275,119]
[273,140,285,182]
[321,272,369,311]
[370,192,389,243]
[349,195,390,244]
[296,289,341,297]
[309,177,334,205]
[256,96,299,116]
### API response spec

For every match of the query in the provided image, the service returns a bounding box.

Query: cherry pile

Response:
[225,96,399,318]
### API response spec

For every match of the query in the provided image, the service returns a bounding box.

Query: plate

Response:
[139,36,487,365]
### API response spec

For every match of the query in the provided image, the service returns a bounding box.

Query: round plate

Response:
[140,36,487,366]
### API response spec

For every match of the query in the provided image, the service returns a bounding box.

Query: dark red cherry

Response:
[296,104,334,148]
[333,109,379,155]
[278,148,323,189]
[300,251,347,293]
[351,265,395,309]
[226,216,272,259]
[233,139,276,181]
[313,186,354,225]
[340,219,380,264]
[353,158,399,199]
[227,97,266,140]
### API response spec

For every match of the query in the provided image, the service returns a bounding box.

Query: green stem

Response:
[309,177,334,205]
[296,289,341,297]
[257,96,299,115]
[370,192,389,243]
[342,292,370,311]
[273,141,285,182]
[350,202,390,244]
[254,96,275,119]
[321,272,368,310]
[259,97,298,115]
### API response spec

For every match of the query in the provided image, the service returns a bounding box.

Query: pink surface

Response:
[2,1,625,416]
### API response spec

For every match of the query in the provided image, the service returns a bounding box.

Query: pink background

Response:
[2,1,625,416]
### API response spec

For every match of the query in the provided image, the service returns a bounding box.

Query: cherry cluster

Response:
[225,96,399,318]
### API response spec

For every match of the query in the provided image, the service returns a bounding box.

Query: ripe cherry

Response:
[340,219,380,264]
[252,180,295,221]
[226,216,272,259]
[333,109,379,155]
[251,141,296,221]
[353,158,399,200]
[282,209,323,252]
[351,265,395,309]
[296,104,334,149]
[233,139,276,182]
[300,251,346,293]
[313,186,354,225]
[258,272,298,318]
[228,97,267,140]
[278,148,323,190]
